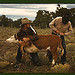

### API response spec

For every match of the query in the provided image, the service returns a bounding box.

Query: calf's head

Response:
[6,35,19,43]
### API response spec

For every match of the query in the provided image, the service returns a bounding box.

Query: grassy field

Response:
[0,27,75,73]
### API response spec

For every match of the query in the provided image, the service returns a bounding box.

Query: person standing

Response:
[49,10,73,65]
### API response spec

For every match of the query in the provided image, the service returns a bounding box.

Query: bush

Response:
[66,43,75,51]
[3,51,17,63]
[0,61,9,69]
[50,64,70,73]
[70,37,75,43]
[65,38,70,44]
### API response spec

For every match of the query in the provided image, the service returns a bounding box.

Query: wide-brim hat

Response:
[21,18,33,24]
[20,18,33,28]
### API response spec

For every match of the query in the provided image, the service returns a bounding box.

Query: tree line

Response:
[0,15,21,28]
[33,4,75,28]
[0,4,75,28]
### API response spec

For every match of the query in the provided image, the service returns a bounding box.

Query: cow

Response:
[6,30,64,66]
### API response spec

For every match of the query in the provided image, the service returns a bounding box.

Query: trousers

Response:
[16,47,39,64]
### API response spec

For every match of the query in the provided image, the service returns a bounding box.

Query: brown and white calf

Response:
[6,33,64,65]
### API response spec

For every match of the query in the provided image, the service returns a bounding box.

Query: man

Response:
[49,10,73,65]
[16,18,39,66]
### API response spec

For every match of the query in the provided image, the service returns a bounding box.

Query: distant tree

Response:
[0,15,9,27]
[55,8,70,17]
[8,19,13,27]
[0,15,14,27]
[33,10,43,28]
[50,12,56,19]
[13,18,21,28]
[57,4,62,10]
[34,10,52,28]
[69,8,75,27]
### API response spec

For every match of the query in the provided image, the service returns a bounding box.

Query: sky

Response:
[0,4,75,21]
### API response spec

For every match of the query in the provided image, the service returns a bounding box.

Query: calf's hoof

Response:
[51,60,56,67]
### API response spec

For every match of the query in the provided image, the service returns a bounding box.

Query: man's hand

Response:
[23,38,30,42]
[56,30,60,34]
[60,33,65,36]
[18,40,23,46]
[56,30,65,36]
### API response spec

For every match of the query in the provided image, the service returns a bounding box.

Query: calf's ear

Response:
[14,34,17,40]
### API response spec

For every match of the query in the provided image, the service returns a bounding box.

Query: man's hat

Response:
[21,18,33,24]
[20,18,33,28]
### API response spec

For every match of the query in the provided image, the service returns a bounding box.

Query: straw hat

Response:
[21,18,33,24]
[20,18,33,28]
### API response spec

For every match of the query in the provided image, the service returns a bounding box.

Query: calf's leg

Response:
[47,50,53,62]
[16,46,22,63]
[51,48,58,66]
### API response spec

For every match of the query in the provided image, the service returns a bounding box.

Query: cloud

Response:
[0,4,58,20]
[0,4,57,10]
[0,4,57,16]
[0,4,75,21]
[6,15,35,21]
[0,8,37,16]
[66,4,75,8]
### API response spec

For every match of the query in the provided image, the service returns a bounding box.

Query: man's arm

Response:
[64,22,73,36]
[49,18,66,36]
[49,18,57,32]
[23,25,38,42]
[49,18,62,35]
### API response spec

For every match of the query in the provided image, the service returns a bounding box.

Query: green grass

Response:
[0,27,75,73]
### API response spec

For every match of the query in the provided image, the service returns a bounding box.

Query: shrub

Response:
[0,61,9,69]
[70,37,75,43]
[50,64,70,73]
[66,43,75,51]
